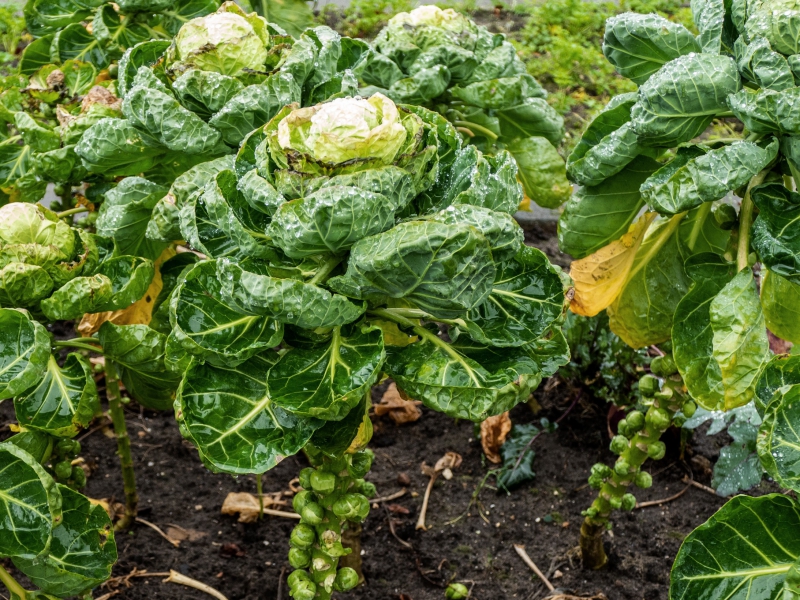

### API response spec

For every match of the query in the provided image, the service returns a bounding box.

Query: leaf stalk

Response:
[105,359,139,531]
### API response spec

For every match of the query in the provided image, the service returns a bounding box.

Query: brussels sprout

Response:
[646,408,671,430]
[682,400,697,418]
[311,550,333,573]
[348,449,373,478]
[334,567,360,592]
[332,493,370,521]
[301,502,325,526]
[626,411,645,432]
[609,495,623,509]
[54,460,73,480]
[293,490,316,514]
[445,582,469,599]
[588,463,612,489]
[610,435,629,455]
[298,468,315,490]
[614,459,630,476]
[639,374,659,397]
[352,479,377,498]
[167,2,270,77]
[288,548,311,569]
[714,203,738,230]
[290,524,316,549]
[634,471,653,489]
[620,493,637,511]
[650,355,678,377]
[310,470,337,494]
[288,570,316,600]
[71,466,87,488]
[0,203,73,254]
[647,441,666,460]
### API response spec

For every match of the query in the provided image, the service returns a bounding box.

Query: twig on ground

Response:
[681,476,719,496]
[164,570,228,600]
[136,518,181,548]
[276,566,286,600]
[94,592,120,600]
[372,488,407,503]
[635,482,691,509]
[513,544,554,592]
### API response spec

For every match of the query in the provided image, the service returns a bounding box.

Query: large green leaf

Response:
[51,22,108,68]
[566,93,642,187]
[170,261,283,365]
[745,0,800,56]
[99,322,181,411]
[673,254,736,410]
[13,485,116,598]
[328,221,495,320]
[96,177,169,260]
[495,98,564,147]
[757,384,800,493]
[308,394,368,458]
[728,87,800,135]
[252,0,315,39]
[710,268,771,410]
[0,142,33,190]
[173,70,244,119]
[0,442,61,558]
[457,247,565,347]
[14,354,98,438]
[424,204,522,263]
[752,183,800,282]
[216,259,365,329]
[0,263,54,308]
[505,136,570,209]
[761,270,800,344]
[0,308,51,401]
[385,334,543,422]
[449,74,546,109]
[735,36,795,92]
[176,353,321,474]
[268,325,385,421]
[117,41,171,99]
[755,354,800,415]
[559,156,660,259]
[691,0,734,54]
[18,35,55,76]
[641,139,778,215]
[631,53,741,147]
[75,117,165,176]
[603,12,700,85]
[387,66,451,105]
[670,494,800,600]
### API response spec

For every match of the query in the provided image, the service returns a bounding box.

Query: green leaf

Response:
[51,23,108,69]
[457,246,565,347]
[691,0,734,54]
[497,422,540,491]
[424,204,523,263]
[0,263,54,308]
[505,136,570,209]
[252,0,315,39]
[28,0,90,32]
[97,177,169,260]
[209,72,301,146]
[450,74,546,109]
[117,41,171,99]
[710,269,771,410]
[631,53,741,147]
[673,254,736,410]
[97,255,155,310]
[14,354,98,438]
[641,139,779,215]
[0,308,51,402]
[755,354,800,415]
[99,323,181,411]
[172,69,245,120]
[495,97,564,147]
[603,12,700,85]
[268,325,385,421]
[670,494,800,600]
[385,332,542,422]
[761,270,800,344]
[123,85,223,155]
[0,142,33,190]
[12,485,116,598]
[176,353,321,474]
[408,45,481,86]
[159,0,219,36]
[18,35,55,76]
[566,93,642,187]
[308,394,368,458]
[387,65,450,104]
[15,113,59,153]
[729,87,800,135]
[75,117,165,177]
[0,442,61,558]
[170,260,283,366]
[752,183,800,282]
[745,0,800,56]
[757,384,800,494]
[711,431,763,497]
[608,216,691,348]
[328,221,495,320]
[559,156,660,259]
[216,259,365,329]
[93,4,154,61]
[735,36,795,92]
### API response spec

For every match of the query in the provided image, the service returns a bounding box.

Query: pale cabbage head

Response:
[388,5,471,33]
[170,2,270,76]
[277,94,409,165]
[0,204,74,256]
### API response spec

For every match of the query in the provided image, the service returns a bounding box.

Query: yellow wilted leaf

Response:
[518,194,531,212]
[569,212,656,317]
[77,247,175,336]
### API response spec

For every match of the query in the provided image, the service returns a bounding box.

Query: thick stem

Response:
[309,256,343,286]
[339,521,364,585]
[54,340,103,354]
[0,564,27,598]
[452,120,499,140]
[737,170,768,272]
[579,520,608,570]
[106,360,138,531]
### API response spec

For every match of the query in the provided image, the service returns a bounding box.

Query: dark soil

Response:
[0,230,754,600]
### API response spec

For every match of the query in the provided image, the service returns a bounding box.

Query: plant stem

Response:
[309,255,343,285]
[105,360,138,531]
[685,201,712,252]
[54,339,103,354]
[0,564,27,598]
[340,521,365,585]
[56,206,87,218]
[737,170,768,272]
[256,473,264,520]
[452,120,499,140]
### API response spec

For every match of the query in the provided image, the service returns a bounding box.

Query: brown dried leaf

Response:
[165,525,207,543]
[434,451,462,473]
[374,383,422,425]
[221,492,279,524]
[81,85,122,112]
[480,412,512,464]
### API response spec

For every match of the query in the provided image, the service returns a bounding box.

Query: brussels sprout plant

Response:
[362,5,571,209]
[558,0,800,594]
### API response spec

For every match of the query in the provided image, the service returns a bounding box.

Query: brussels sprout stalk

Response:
[580,354,689,569]
[288,451,373,599]
[737,170,769,271]
[105,360,139,531]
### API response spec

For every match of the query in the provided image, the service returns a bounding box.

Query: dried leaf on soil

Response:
[375,382,422,424]
[480,411,512,463]
[220,492,286,523]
